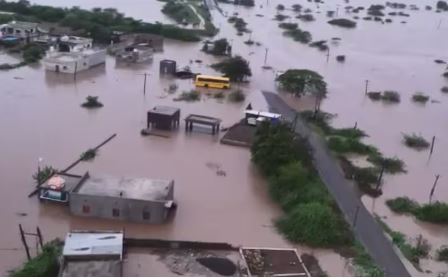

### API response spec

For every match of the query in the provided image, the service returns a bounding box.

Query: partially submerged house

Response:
[43,35,106,74]
[115,43,153,63]
[146,106,181,130]
[61,231,123,277]
[39,172,176,224]
[0,21,47,43]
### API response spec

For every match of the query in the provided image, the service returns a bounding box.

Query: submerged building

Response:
[43,36,106,74]
[38,172,175,224]
[115,43,153,63]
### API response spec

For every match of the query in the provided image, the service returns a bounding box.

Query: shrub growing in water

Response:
[33,166,56,184]
[415,202,448,224]
[367,91,381,100]
[11,240,62,276]
[412,92,429,103]
[80,148,97,161]
[382,90,400,102]
[386,197,420,214]
[174,90,200,102]
[441,86,448,93]
[402,133,429,149]
[81,96,103,108]
[437,246,448,262]
[328,18,357,28]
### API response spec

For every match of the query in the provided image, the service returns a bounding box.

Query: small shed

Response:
[160,59,177,75]
[185,114,222,135]
[147,106,180,130]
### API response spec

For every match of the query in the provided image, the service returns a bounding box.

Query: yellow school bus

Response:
[195,75,230,89]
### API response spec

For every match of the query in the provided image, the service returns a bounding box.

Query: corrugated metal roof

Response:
[63,232,123,258]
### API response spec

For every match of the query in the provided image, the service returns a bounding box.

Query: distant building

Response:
[43,35,106,74]
[61,231,123,277]
[39,172,176,224]
[116,43,153,63]
[0,21,47,41]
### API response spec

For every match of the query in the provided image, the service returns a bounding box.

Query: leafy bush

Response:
[22,44,45,63]
[328,18,357,28]
[336,55,346,62]
[386,197,419,214]
[81,96,103,108]
[211,56,252,82]
[367,154,406,173]
[213,91,225,99]
[297,14,315,22]
[80,148,97,161]
[11,241,62,277]
[278,22,298,30]
[309,40,328,51]
[441,86,448,93]
[367,92,382,100]
[276,202,353,247]
[283,28,312,44]
[327,136,378,155]
[402,133,429,149]
[382,91,400,103]
[415,202,448,224]
[412,92,429,103]
[228,89,245,102]
[33,166,56,184]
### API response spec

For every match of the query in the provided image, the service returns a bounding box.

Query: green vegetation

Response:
[213,91,225,99]
[251,122,382,274]
[376,217,429,269]
[402,133,429,149]
[217,0,254,7]
[274,14,289,21]
[278,22,298,30]
[228,89,245,102]
[367,91,400,103]
[11,240,62,277]
[328,18,357,28]
[228,16,249,33]
[309,40,328,51]
[297,14,315,22]
[33,165,56,184]
[0,1,209,42]
[279,23,312,44]
[211,56,252,82]
[412,92,429,103]
[277,69,327,97]
[276,4,285,11]
[22,43,45,63]
[81,96,104,108]
[352,242,385,276]
[386,197,448,224]
[386,197,419,214]
[437,1,448,11]
[162,1,200,25]
[441,86,448,93]
[80,148,97,161]
[336,55,346,62]
[437,246,448,262]
[368,5,385,16]
[174,89,200,102]
[382,90,400,102]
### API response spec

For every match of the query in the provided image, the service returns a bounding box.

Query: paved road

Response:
[262,92,410,277]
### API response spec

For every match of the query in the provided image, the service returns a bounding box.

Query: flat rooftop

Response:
[75,176,174,201]
[185,114,222,124]
[63,231,123,259]
[148,106,180,116]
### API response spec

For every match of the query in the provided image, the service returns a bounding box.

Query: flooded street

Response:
[1,0,448,276]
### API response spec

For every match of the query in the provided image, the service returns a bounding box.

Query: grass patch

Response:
[402,133,429,150]
[352,242,384,276]
[228,89,245,102]
[412,92,429,103]
[11,240,62,277]
[174,89,200,102]
[80,148,97,161]
[81,96,103,108]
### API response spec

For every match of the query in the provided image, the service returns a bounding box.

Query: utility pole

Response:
[376,165,385,191]
[142,73,150,95]
[365,79,369,95]
[430,136,436,155]
[264,48,269,66]
[74,61,78,81]
[19,224,31,261]
[429,174,440,203]
[354,121,358,129]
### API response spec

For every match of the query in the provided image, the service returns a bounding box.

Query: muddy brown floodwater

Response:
[1,0,448,276]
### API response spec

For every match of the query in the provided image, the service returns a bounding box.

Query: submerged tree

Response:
[211,55,252,82]
[277,69,327,97]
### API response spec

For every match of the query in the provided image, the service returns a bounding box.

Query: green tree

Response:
[211,55,252,82]
[277,69,327,97]
[251,122,297,176]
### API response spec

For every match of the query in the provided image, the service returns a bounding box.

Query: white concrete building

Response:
[43,36,106,74]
